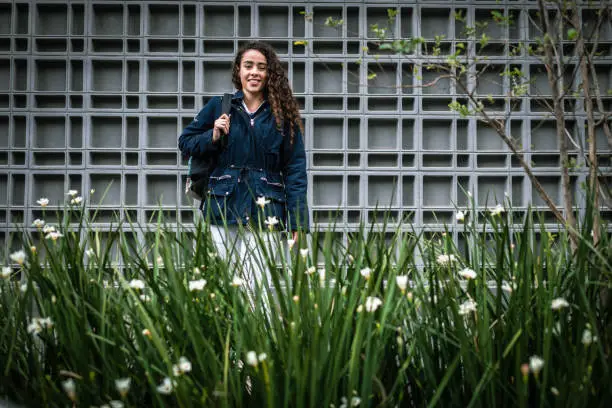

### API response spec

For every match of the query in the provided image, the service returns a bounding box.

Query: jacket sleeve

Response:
[178,96,222,157]
[282,127,310,232]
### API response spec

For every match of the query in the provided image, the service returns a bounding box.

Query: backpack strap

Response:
[219,93,232,150]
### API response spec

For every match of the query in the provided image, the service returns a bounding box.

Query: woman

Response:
[178,41,309,300]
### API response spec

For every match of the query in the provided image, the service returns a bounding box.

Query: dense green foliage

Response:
[1,197,611,407]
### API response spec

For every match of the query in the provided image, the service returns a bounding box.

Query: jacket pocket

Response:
[257,176,286,203]
[205,175,237,221]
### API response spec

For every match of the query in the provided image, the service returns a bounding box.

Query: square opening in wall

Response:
[148,4,179,36]
[530,120,557,150]
[93,4,124,36]
[422,176,452,207]
[91,117,121,148]
[313,175,343,206]
[34,117,65,148]
[313,63,342,93]
[475,9,505,39]
[422,119,451,150]
[92,60,123,92]
[532,176,560,207]
[146,175,177,206]
[421,9,450,39]
[36,4,67,35]
[33,174,65,204]
[422,65,450,94]
[367,8,395,39]
[477,121,504,150]
[367,118,397,149]
[90,174,121,206]
[148,61,178,92]
[203,62,232,93]
[35,60,66,92]
[478,176,507,207]
[476,64,505,95]
[203,6,234,37]
[367,63,398,95]
[258,7,288,37]
[368,175,398,207]
[147,117,177,148]
[312,118,343,149]
[312,7,343,38]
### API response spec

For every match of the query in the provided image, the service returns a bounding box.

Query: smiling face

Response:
[238,49,268,99]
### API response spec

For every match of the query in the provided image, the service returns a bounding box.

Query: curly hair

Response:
[232,41,304,145]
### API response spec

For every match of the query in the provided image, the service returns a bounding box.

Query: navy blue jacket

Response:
[178,91,309,232]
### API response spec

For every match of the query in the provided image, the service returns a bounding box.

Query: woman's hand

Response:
[212,113,231,142]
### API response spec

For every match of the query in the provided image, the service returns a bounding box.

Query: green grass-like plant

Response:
[1,193,610,407]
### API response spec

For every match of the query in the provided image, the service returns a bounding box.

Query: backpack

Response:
[185,93,233,202]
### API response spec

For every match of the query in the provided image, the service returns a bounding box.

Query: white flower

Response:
[256,196,270,209]
[246,351,258,367]
[109,401,124,408]
[90,189,96,194]
[70,196,83,205]
[490,204,505,216]
[67,189,78,197]
[231,276,245,287]
[42,224,56,234]
[156,377,174,394]
[37,197,49,207]
[458,299,477,315]
[139,294,151,302]
[395,275,408,292]
[458,268,477,280]
[305,266,316,275]
[351,396,362,406]
[300,248,309,259]
[85,248,95,258]
[32,219,45,229]
[364,296,383,312]
[360,267,371,280]
[581,328,597,346]
[62,378,76,401]
[45,231,64,241]
[456,210,465,222]
[551,297,569,310]
[550,387,559,396]
[9,249,26,265]
[188,279,207,291]
[20,283,28,293]
[529,355,544,375]
[1,266,11,279]
[173,356,192,376]
[436,254,457,266]
[264,216,279,230]
[287,238,296,249]
[128,279,145,290]
[27,317,54,335]
[114,378,131,397]
[258,353,267,362]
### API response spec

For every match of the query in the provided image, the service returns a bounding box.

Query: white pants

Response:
[209,225,289,309]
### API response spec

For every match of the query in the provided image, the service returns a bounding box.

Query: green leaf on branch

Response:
[367,72,377,80]
[449,101,471,117]
[567,28,578,40]
[325,16,344,28]
[387,8,398,19]
[480,33,489,48]
[293,40,308,46]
